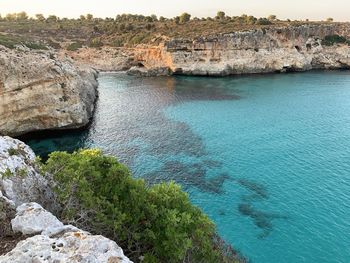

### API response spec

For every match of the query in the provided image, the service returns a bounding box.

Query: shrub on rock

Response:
[42,149,242,263]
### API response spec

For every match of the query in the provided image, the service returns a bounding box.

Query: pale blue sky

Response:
[1,0,349,21]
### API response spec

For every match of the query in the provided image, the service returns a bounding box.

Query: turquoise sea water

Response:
[25,71,350,263]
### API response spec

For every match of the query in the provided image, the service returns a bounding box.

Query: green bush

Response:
[42,150,243,263]
[88,37,103,48]
[66,42,83,51]
[322,34,348,46]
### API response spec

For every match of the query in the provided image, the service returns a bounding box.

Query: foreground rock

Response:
[130,24,350,76]
[0,136,132,262]
[0,136,57,211]
[0,203,132,263]
[11,203,64,235]
[0,45,98,136]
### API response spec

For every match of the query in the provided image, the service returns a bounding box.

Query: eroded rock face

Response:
[131,24,350,76]
[60,46,134,72]
[0,46,98,136]
[0,202,132,263]
[0,136,57,212]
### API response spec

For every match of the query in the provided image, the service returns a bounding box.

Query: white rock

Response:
[0,136,57,212]
[0,231,132,263]
[11,203,64,235]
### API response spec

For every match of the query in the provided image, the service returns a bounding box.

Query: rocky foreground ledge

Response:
[0,45,98,137]
[0,136,132,262]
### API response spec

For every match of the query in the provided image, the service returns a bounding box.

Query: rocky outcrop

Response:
[130,24,350,76]
[0,45,98,136]
[0,203,132,263]
[0,136,57,211]
[0,136,132,262]
[60,46,134,71]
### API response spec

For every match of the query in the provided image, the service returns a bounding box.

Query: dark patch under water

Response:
[23,71,350,263]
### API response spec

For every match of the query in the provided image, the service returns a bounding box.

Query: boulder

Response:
[11,203,63,235]
[0,202,132,263]
[0,232,132,263]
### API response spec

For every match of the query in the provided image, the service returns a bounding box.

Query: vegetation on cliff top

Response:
[41,149,245,263]
[0,11,339,48]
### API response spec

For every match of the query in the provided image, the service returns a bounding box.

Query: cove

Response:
[25,71,350,263]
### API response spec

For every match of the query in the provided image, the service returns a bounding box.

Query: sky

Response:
[1,0,349,21]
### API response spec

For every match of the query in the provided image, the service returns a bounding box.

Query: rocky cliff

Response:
[130,23,350,76]
[0,45,98,136]
[0,136,132,263]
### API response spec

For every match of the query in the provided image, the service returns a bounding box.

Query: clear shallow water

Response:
[25,72,350,263]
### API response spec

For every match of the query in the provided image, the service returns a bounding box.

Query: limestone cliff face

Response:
[0,46,98,136]
[131,24,350,76]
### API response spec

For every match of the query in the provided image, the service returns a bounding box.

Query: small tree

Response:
[179,12,191,23]
[5,13,16,21]
[216,11,226,20]
[150,14,158,22]
[326,17,334,22]
[86,14,93,20]
[47,15,59,22]
[268,14,277,21]
[16,11,28,21]
[79,15,86,21]
[35,14,45,21]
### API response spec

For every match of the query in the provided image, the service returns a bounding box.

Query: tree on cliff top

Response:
[179,12,191,23]
[268,14,277,21]
[216,11,226,20]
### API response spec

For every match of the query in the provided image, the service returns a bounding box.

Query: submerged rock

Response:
[0,45,98,136]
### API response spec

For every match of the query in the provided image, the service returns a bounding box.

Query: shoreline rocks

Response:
[128,24,350,76]
[0,46,99,137]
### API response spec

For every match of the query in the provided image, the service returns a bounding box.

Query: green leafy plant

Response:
[7,148,19,156]
[322,34,349,46]
[66,41,83,51]
[1,168,13,178]
[42,149,244,263]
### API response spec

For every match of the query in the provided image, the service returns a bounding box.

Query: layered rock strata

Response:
[130,24,350,76]
[0,46,98,136]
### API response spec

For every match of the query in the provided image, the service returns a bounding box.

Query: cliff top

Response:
[0,13,348,49]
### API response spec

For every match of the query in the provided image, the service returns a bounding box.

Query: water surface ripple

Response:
[26,71,350,263]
